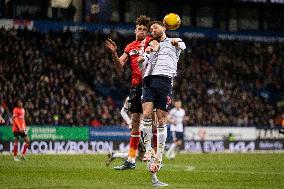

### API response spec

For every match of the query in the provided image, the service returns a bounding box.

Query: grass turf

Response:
[0,153,283,189]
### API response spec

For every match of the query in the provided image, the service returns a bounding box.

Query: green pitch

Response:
[0,153,283,189]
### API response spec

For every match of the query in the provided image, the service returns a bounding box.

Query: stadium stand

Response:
[0,28,283,127]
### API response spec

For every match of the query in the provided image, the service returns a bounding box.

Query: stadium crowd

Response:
[176,38,283,127]
[0,28,283,127]
[0,28,121,126]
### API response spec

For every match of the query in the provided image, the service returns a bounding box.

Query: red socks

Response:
[22,143,29,156]
[128,131,141,159]
[13,142,18,157]
[13,142,29,157]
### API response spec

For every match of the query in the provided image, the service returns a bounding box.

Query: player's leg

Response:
[152,112,158,153]
[137,131,146,161]
[175,133,184,155]
[113,113,140,170]
[148,158,168,187]
[114,86,142,170]
[13,134,20,161]
[155,109,168,166]
[142,101,154,161]
[166,131,176,159]
[149,76,171,172]
[169,141,178,160]
[127,113,141,163]
[151,172,168,187]
[143,114,157,161]
[152,126,158,156]
[21,134,30,160]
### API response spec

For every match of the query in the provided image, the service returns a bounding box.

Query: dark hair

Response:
[150,21,165,28]
[135,15,151,28]
[14,98,22,107]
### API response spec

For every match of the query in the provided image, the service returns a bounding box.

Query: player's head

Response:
[150,21,166,40]
[135,15,151,41]
[174,100,182,109]
[15,99,23,108]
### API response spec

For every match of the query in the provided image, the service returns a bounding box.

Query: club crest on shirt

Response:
[129,49,143,56]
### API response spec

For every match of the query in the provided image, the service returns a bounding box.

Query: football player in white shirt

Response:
[139,21,186,187]
[166,100,186,159]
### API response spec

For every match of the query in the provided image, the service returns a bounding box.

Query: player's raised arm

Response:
[105,38,128,71]
[171,38,186,50]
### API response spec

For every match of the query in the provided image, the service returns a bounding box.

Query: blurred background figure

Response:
[166,100,186,160]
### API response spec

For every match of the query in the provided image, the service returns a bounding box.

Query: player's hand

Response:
[149,40,159,51]
[137,56,145,64]
[171,38,179,47]
[105,38,117,54]
[145,46,153,53]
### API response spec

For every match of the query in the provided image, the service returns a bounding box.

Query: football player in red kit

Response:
[105,15,152,170]
[12,99,30,161]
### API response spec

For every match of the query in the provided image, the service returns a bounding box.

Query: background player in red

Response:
[105,15,152,170]
[12,99,30,161]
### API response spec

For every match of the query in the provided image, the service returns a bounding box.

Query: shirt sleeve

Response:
[145,35,153,46]
[124,44,131,55]
[175,38,186,50]
[13,108,19,118]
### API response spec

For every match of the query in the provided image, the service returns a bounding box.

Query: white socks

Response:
[142,118,153,152]
[151,173,158,183]
[166,143,176,159]
[156,125,167,164]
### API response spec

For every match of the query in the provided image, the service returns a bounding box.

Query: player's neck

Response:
[135,37,143,41]
[159,34,167,42]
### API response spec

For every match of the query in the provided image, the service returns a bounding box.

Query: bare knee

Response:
[143,102,153,119]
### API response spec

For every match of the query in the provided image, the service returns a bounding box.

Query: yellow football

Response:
[163,13,181,30]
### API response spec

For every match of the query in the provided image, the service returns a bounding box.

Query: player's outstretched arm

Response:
[105,38,128,71]
[171,38,186,50]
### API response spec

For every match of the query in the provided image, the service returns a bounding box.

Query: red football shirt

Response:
[12,107,26,132]
[124,35,152,86]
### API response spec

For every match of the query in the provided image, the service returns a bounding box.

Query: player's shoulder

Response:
[126,40,138,48]
[124,41,138,53]
[168,37,183,41]
[145,35,153,43]
[170,108,176,113]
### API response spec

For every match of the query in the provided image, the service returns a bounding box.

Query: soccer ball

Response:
[163,13,181,30]
[147,158,161,173]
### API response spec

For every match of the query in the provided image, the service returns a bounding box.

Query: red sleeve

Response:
[124,43,131,55]
[145,35,153,46]
[13,108,19,118]
[13,108,20,127]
